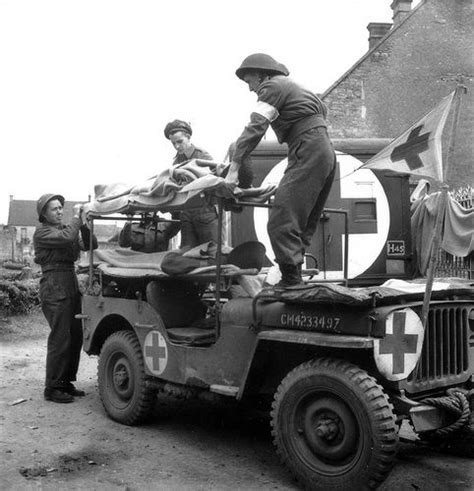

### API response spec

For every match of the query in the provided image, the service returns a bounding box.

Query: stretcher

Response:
[82,160,277,309]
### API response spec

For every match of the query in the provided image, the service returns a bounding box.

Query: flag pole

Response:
[420,84,466,329]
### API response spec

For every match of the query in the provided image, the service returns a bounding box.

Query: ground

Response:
[1,310,473,490]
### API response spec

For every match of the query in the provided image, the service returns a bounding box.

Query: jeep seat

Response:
[145,280,206,328]
[166,326,216,346]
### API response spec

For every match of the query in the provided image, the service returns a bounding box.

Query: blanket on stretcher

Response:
[85,159,276,215]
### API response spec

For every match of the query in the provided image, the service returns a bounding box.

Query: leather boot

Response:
[275,264,304,288]
[65,383,86,397]
[44,387,74,403]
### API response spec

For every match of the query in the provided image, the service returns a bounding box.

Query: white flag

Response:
[361,91,456,182]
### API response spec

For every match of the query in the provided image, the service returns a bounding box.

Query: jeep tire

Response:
[271,358,398,489]
[98,330,156,425]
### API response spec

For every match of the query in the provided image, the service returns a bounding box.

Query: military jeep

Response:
[79,193,473,490]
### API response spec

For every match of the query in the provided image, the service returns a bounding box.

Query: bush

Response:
[0,278,40,316]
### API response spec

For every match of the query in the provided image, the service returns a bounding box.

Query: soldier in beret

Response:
[164,119,219,248]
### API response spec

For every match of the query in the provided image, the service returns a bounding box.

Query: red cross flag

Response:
[361,91,456,183]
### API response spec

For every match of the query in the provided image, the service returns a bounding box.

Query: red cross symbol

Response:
[144,332,167,372]
[390,125,430,170]
[378,311,418,374]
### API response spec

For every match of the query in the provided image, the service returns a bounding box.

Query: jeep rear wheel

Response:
[98,330,156,425]
[271,358,398,490]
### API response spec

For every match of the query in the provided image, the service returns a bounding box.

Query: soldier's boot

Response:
[274,264,304,289]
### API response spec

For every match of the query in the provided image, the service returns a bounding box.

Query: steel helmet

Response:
[164,119,192,140]
[37,193,65,222]
[235,53,289,80]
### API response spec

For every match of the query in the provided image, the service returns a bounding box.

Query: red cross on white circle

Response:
[144,331,168,376]
[374,308,424,382]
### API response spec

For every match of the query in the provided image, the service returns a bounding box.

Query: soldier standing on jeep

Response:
[225,53,336,288]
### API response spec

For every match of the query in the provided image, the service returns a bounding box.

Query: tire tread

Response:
[271,357,398,489]
[98,330,156,426]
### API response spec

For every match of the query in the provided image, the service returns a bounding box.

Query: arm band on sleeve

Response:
[253,101,279,122]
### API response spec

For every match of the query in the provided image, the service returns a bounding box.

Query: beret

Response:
[164,120,192,139]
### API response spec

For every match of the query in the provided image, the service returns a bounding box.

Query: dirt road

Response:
[1,313,472,490]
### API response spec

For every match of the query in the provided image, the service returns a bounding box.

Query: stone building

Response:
[323,0,473,188]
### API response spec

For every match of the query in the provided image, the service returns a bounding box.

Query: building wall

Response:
[0,227,35,263]
[323,0,473,188]
[0,228,14,261]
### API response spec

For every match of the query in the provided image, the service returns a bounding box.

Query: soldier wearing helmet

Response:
[33,194,98,403]
[164,119,219,248]
[226,53,336,288]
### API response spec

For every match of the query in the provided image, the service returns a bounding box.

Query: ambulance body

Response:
[231,140,415,285]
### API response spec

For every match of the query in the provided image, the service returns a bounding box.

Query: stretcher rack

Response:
[85,190,351,341]
[85,199,259,340]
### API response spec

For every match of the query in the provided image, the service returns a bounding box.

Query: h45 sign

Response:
[387,240,406,256]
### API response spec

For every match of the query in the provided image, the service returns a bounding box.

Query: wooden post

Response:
[11,227,16,262]
[420,185,448,328]
[420,85,466,328]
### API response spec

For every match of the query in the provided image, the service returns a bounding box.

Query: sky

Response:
[0,0,421,224]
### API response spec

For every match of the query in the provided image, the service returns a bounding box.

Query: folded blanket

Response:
[92,242,243,278]
[94,249,168,270]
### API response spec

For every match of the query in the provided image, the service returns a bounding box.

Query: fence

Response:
[435,186,473,279]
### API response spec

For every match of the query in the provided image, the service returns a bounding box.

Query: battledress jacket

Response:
[173,144,212,166]
[232,75,328,165]
[34,217,97,270]
[168,143,219,248]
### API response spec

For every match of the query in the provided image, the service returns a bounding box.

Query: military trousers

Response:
[268,127,336,267]
[40,270,83,389]
[180,204,219,248]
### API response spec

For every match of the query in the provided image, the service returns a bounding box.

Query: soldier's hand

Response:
[224,161,240,186]
[73,203,83,218]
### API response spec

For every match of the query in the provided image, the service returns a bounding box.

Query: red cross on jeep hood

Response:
[373,308,424,381]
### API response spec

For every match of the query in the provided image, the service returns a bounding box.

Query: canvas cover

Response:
[258,278,474,307]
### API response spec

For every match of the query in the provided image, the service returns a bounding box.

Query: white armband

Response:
[253,101,279,122]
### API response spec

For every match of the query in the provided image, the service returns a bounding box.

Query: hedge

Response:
[0,279,40,316]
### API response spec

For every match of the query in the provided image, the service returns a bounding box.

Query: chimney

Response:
[367,22,392,50]
[391,0,412,27]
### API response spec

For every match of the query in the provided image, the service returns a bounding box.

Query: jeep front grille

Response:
[402,305,471,393]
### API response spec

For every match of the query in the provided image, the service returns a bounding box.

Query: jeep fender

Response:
[80,295,166,355]
[237,330,374,400]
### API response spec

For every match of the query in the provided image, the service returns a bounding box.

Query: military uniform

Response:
[173,144,219,248]
[232,54,336,283]
[34,216,97,393]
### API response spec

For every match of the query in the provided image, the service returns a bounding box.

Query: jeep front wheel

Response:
[98,330,156,425]
[271,358,398,490]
